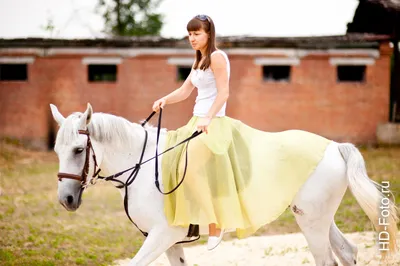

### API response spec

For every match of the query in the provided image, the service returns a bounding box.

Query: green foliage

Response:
[97,0,164,36]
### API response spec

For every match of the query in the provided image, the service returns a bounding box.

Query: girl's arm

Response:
[195,53,229,133]
[206,53,229,118]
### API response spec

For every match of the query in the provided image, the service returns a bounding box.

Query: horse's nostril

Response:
[67,195,74,204]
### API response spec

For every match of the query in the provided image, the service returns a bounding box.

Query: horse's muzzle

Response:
[59,188,83,211]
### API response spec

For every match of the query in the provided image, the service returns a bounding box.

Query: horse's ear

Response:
[80,103,93,127]
[50,104,65,126]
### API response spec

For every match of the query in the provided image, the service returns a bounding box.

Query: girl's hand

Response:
[196,117,212,134]
[152,98,167,112]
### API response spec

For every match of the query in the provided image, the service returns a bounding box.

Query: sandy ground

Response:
[114,231,400,266]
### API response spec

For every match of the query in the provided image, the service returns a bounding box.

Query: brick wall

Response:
[228,49,392,144]
[0,42,392,149]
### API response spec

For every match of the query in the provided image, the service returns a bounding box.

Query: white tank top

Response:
[191,50,230,117]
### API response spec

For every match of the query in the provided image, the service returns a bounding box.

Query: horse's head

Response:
[50,103,102,211]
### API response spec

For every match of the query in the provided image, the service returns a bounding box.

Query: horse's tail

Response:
[338,143,399,257]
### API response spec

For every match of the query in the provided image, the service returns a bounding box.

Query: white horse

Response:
[50,103,398,266]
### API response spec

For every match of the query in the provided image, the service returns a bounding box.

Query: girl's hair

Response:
[187,15,217,70]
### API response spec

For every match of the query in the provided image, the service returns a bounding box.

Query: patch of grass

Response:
[75,257,87,265]
[15,259,56,266]
[264,246,273,256]
[54,251,65,260]
[364,243,374,249]
[0,249,15,263]
[277,247,298,255]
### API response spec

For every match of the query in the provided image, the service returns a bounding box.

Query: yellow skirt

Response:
[162,116,331,238]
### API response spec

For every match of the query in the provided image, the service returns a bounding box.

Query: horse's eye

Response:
[75,148,84,154]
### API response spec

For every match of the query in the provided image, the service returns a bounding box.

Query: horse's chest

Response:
[125,188,164,231]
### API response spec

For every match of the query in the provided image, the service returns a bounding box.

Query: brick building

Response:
[0,34,393,149]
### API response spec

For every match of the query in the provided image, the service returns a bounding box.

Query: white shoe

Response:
[207,229,225,250]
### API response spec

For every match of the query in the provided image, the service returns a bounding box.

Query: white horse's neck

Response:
[88,113,165,186]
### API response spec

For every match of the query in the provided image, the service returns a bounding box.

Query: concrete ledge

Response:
[329,57,375,65]
[167,57,194,66]
[82,57,122,65]
[0,56,35,64]
[254,57,300,65]
[377,123,400,145]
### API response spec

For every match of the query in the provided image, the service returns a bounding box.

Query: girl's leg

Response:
[208,223,224,250]
[208,223,222,236]
[184,138,225,249]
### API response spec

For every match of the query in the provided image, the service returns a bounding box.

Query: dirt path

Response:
[114,231,400,265]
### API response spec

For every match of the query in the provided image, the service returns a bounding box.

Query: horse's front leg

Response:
[128,226,187,266]
[165,244,187,266]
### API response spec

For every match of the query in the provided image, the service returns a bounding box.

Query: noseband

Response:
[57,129,101,187]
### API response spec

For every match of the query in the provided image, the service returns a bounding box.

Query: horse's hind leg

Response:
[292,203,338,266]
[329,222,358,266]
[291,142,348,265]
[165,244,187,266]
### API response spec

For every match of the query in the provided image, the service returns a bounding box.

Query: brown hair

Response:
[186,15,217,70]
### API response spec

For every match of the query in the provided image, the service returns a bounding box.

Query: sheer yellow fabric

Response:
[162,116,331,238]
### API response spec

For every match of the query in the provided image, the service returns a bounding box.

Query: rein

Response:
[57,109,202,242]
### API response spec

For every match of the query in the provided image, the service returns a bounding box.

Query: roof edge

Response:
[0,33,391,49]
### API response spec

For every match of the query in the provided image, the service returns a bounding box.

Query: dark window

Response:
[263,65,290,82]
[88,64,117,82]
[0,64,28,81]
[177,66,191,81]
[337,65,366,82]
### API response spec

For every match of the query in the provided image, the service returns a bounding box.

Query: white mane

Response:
[56,112,166,149]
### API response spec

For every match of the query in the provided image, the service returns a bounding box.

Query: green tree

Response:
[97,0,164,36]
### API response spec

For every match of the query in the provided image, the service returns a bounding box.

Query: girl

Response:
[152,14,227,250]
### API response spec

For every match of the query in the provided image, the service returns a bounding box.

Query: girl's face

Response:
[188,28,209,51]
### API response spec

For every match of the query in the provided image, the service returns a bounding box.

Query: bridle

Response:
[57,129,101,188]
[56,110,202,243]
